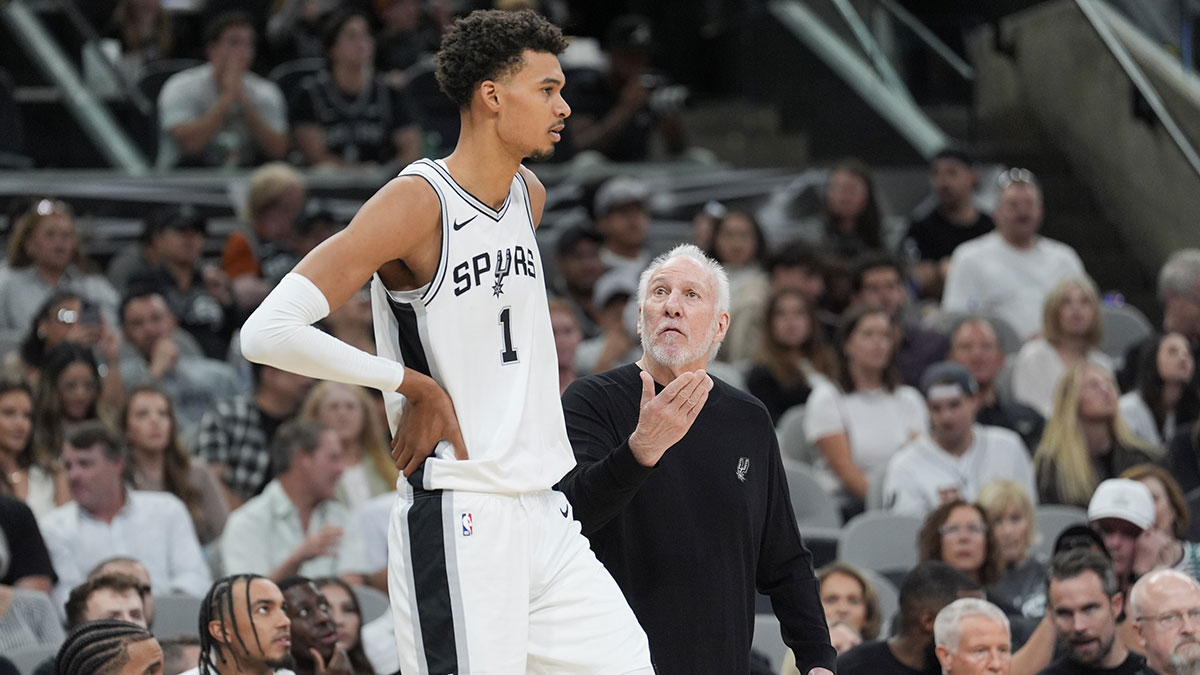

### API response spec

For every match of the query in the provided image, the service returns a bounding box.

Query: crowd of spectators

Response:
[4,4,1200,675]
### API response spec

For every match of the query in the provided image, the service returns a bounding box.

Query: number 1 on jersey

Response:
[499,307,519,364]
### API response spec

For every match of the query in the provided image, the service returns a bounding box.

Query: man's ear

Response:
[479,80,501,111]
[208,618,227,645]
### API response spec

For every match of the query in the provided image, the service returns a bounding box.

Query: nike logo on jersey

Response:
[452,215,477,231]
[559,506,569,518]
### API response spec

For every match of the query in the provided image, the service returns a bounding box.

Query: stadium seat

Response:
[777,405,819,465]
[152,594,203,638]
[1033,504,1089,561]
[839,511,923,575]
[859,567,899,636]
[751,614,788,672]
[352,585,390,624]
[1100,304,1153,362]
[782,459,841,528]
[8,644,56,675]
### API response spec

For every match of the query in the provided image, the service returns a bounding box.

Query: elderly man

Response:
[1130,569,1200,675]
[933,598,1011,675]
[558,243,835,674]
[942,169,1086,341]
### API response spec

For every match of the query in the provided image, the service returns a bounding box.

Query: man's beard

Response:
[1069,631,1115,666]
[528,146,555,162]
[266,653,296,669]
[642,320,719,369]
[1171,637,1200,674]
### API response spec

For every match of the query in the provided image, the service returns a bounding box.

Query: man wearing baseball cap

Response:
[593,176,652,278]
[882,362,1035,517]
[1089,478,1157,599]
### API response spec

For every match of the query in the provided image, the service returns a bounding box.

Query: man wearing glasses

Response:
[1043,548,1146,674]
[1130,569,1200,674]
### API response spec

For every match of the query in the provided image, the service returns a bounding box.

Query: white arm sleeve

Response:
[241,272,406,393]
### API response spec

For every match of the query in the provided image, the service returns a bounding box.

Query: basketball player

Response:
[240,9,653,674]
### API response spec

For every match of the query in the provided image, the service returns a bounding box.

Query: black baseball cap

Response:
[556,225,603,258]
[147,203,206,238]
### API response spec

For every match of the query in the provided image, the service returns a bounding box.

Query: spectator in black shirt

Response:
[0,494,55,592]
[290,9,422,169]
[903,147,994,300]
[1041,549,1147,674]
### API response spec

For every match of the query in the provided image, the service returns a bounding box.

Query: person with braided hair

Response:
[55,618,163,675]
[180,574,295,675]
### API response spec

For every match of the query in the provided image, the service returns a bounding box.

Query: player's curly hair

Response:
[434,9,568,110]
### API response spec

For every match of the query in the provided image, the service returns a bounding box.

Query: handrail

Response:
[1075,0,1200,182]
[826,0,913,101]
[875,0,974,81]
[55,0,153,116]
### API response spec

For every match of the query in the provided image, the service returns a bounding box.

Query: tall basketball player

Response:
[240,9,654,674]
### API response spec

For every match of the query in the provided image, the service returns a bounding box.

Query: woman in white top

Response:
[804,305,927,515]
[1120,332,1199,447]
[298,381,397,508]
[0,377,67,517]
[1012,276,1112,418]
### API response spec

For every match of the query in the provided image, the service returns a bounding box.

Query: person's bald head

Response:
[1130,569,1200,674]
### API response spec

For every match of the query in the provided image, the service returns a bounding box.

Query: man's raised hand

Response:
[627,369,713,467]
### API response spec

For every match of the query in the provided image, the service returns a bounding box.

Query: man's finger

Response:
[639,370,655,409]
[310,648,327,674]
[449,425,469,461]
[657,371,695,401]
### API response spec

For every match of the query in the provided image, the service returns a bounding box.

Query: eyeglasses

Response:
[1136,607,1200,631]
[996,167,1038,190]
[939,523,988,537]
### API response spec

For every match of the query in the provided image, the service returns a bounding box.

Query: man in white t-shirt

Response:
[883,362,1036,517]
[941,169,1086,340]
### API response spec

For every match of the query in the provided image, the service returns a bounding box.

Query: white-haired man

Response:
[1130,569,1200,675]
[558,243,836,674]
[934,597,1011,675]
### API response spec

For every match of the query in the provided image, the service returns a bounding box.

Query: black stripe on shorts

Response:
[408,490,459,672]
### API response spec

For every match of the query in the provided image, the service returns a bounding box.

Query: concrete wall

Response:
[969,0,1200,272]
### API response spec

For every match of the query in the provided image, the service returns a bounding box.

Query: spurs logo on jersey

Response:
[371,158,576,494]
[450,245,538,297]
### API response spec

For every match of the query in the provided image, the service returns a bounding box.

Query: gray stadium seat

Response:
[353,585,390,624]
[777,405,819,465]
[859,567,900,637]
[751,614,788,672]
[8,643,57,675]
[839,511,923,575]
[1100,304,1153,362]
[152,594,203,638]
[782,459,841,528]
[1034,504,1089,561]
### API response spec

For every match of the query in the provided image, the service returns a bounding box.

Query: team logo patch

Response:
[492,248,512,297]
[736,457,750,482]
[461,512,474,536]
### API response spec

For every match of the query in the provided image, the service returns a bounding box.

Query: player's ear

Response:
[479,80,501,111]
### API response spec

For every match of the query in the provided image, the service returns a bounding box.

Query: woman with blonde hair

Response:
[977,480,1046,620]
[1012,276,1112,418]
[299,381,397,507]
[1034,363,1158,508]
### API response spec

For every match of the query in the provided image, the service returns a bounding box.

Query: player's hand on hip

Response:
[627,369,712,467]
[393,370,468,477]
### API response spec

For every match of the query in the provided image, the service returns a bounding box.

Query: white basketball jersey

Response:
[371,159,576,493]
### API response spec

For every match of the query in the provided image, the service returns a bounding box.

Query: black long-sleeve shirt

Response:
[557,363,836,675]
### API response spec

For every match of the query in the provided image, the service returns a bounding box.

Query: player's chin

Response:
[527,145,556,162]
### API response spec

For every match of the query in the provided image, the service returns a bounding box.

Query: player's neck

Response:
[443,119,524,210]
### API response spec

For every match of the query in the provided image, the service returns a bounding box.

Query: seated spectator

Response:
[573,266,639,376]
[942,169,1087,341]
[4,291,119,391]
[932,598,1011,675]
[883,363,1035,517]
[806,158,883,262]
[745,288,836,425]
[1120,464,1200,583]
[89,557,156,628]
[850,253,949,387]
[1119,249,1200,391]
[689,199,722,251]
[121,385,230,545]
[0,494,55,591]
[0,584,62,653]
[118,290,241,444]
[221,163,307,310]
[102,0,177,82]
[196,362,313,509]
[705,209,767,326]
[297,382,395,509]
[64,573,148,629]
[160,635,202,675]
[1128,569,1200,675]
[723,240,829,363]
[978,480,1046,622]
[552,226,605,339]
[313,577,374,674]
[818,562,883,653]
[279,577,353,675]
[32,343,117,469]
[1034,364,1158,508]
[40,422,210,613]
[918,500,1004,588]
[0,377,67,516]
[189,574,294,675]
[548,299,583,395]
[220,420,362,582]
[1042,548,1146,674]
[157,12,289,168]
[592,176,652,278]
[374,0,441,77]
[1012,277,1113,418]
[290,9,422,170]
[836,561,980,675]
[558,14,686,162]
[127,206,236,361]
[902,147,994,300]
[1088,478,1155,601]
[804,305,927,515]
[106,215,159,295]
[948,318,1044,451]
[54,620,162,675]
[1120,332,1199,448]
[0,199,119,350]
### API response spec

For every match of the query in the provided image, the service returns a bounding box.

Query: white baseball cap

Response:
[1087,478,1155,531]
